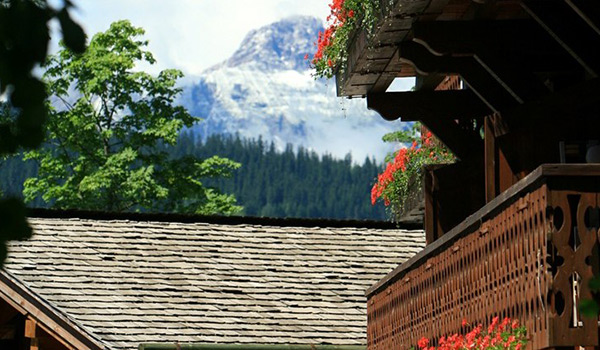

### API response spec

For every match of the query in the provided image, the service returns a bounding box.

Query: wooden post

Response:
[484,115,496,202]
[424,167,437,245]
[25,317,39,350]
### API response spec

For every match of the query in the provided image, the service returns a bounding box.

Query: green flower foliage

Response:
[24,20,242,214]
[372,123,455,222]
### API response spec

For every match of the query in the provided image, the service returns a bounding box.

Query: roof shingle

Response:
[4,217,424,350]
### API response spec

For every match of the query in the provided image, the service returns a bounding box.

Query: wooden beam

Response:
[411,21,552,103]
[484,116,496,202]
[420,116,484,161]
[564,0,600,36]
[472,50,550,103]
[424,166,437,245]
[399,41,519,111]
[523,0,600,77]
[502,77,600,128]
[25,318,39,350]
[25,318,37,339]
[0,272,104,350]
[398,41,455,75]
[366,90,490,121]
[415,74,445,91]
[406,33,568,75]
[412,19,560,56]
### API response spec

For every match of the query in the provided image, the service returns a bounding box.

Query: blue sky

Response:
[56,1,330,77]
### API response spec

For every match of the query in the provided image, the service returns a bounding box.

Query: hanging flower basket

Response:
[371,126,455,222]
[395,169,425,223]
[308,0,381,78]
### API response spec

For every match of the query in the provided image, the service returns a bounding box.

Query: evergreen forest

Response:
[0,133,387,220]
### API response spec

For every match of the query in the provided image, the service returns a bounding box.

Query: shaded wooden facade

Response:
[335,0,600,349]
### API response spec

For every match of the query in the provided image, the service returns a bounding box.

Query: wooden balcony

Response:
[366,164,600,350]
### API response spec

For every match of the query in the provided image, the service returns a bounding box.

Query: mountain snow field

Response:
[179,16,411,162]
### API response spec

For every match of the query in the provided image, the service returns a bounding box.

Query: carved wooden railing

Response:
[366,164,600,350]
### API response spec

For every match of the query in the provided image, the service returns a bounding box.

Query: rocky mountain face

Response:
[179,16,408,162]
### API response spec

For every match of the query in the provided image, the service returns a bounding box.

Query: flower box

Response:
[395,171,424,224]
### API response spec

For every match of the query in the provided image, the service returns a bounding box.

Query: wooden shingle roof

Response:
[2,215,424,350]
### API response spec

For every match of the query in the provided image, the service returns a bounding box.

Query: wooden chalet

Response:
[0,211,424,350]
[336,0,600,349]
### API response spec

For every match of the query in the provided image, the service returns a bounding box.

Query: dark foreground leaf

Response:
[57,8,86,54]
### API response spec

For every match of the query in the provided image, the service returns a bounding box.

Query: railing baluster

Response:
[367,166,600,350]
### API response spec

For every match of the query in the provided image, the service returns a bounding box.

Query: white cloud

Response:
[59,1,329,77]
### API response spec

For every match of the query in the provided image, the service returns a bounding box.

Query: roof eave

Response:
[335,0,432,98]
[0,270,107,350]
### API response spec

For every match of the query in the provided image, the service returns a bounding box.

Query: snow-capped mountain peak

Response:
[180,16,408,162]
[221,16,321,72]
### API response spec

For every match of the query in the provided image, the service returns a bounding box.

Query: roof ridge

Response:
[27,208,423,230]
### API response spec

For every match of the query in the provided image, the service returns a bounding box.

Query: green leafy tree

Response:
[0,0,86,266]
[24,20,241,214]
